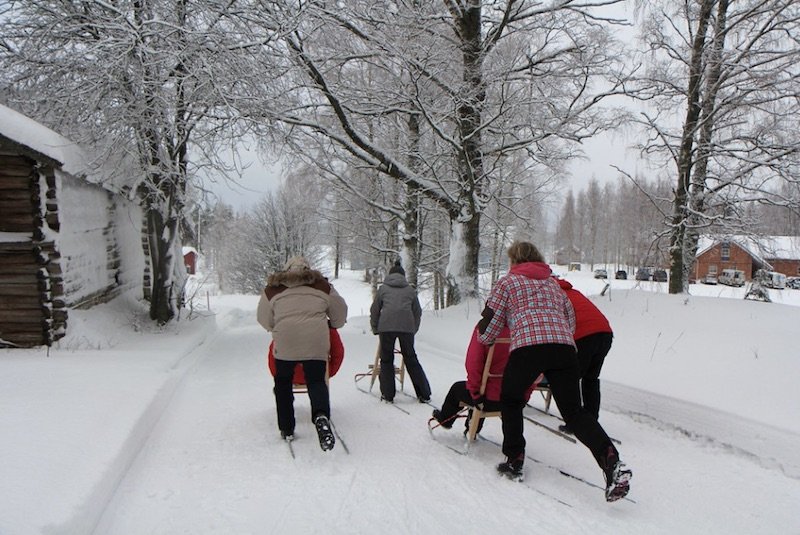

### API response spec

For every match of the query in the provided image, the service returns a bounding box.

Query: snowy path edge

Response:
[47,313,224,535]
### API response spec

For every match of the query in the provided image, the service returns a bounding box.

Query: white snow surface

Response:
[1,268,799,534]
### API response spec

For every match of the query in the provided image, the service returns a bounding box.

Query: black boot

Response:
[431,409,453,429]
[603,446,632,502]
[497,453,525,481]
[314,415,335,452]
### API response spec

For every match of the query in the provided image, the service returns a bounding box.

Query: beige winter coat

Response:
[256,268,348,362]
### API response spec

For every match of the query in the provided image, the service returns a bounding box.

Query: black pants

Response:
[439,380,501,432]
[575,332,613,420]
[378,332,431,401]
[273,358,329,435]
[501,344,617,469]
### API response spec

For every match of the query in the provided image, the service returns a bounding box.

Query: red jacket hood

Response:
[509,262,551,279]
[556,278,573,290]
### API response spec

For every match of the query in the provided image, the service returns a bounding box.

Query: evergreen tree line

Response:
[556,176,800,271]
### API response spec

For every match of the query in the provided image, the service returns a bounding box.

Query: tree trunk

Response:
[668,0,715,294]
[446,212,481,303]
[143,180,184,324]
[685,0,730,289]
[446,1,485,301]
[402,111,422,288]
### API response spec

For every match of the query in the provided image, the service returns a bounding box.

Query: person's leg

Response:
[378,332,398,401]
[543,345,615,469]
[500,347,542,459]
[273,359,297,435]
[397,332,431,400]
[577,332,613,420]
[542,345,631,498]
[301,359,336,451]
[437,380,471,423]
[301,359,330,420]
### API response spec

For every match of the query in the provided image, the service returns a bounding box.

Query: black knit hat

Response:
[389,259,405,276]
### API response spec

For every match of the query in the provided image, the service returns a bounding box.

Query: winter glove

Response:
[477,306,494,334]
[471,394,486,409]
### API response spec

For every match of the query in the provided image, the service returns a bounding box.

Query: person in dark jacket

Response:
[555,277,614,430]
[479,241,631,502]
[370,260,431,403]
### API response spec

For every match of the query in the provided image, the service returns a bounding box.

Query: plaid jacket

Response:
[478,262,576,352]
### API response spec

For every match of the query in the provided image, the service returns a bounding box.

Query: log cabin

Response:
[0,104,145,347]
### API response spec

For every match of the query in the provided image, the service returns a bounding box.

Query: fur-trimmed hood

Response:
[265,269,331,298]
[257,268,348,361]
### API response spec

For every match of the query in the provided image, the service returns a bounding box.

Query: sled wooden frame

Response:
[353,343,406,393]
[459,337,508,442]
[534,381,553,414]
[459,338,553,443]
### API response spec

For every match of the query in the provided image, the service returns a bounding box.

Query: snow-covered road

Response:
[89,302,800,535]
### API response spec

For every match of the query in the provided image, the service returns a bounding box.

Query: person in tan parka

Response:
[257,256,347,450]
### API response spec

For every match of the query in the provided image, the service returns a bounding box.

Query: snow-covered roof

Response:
[0,103,88,178]
[182,246,198,256]
[696,235,800,262]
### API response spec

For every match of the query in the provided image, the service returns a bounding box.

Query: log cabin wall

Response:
[57,173,118,307]
[0,153,48,347]
[112,196,146,300]
[1,152,144,348]
[55,172,144,310]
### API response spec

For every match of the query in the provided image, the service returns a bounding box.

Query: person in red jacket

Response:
[479,241,631,502]
[555,278,613,430]
[431,326,538,433]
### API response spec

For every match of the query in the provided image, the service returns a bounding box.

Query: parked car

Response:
[615,270,627,280]
[703,274,718,285]
[719,269,746,287]
[786,277,800,290]
[652,269,668,282]
[593,269,608,279]
[755,269,786,289]
[635,268,652,281]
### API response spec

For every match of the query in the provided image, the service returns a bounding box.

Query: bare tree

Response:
[231,0,632,303]
[220,174,326,294]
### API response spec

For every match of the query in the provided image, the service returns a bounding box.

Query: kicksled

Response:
[353,343,407,393]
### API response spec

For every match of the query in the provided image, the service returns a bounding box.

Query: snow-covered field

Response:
[2,267,799,534]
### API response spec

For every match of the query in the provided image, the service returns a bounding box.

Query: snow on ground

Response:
[1,268,799,534]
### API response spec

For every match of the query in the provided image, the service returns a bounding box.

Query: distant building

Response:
[554,245,582,266]
[183,246,198,275]
[694,235,800,282]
